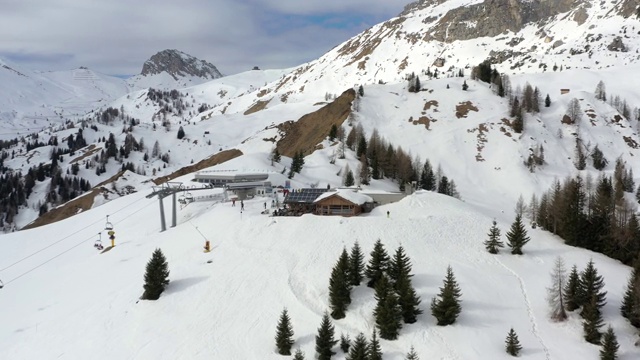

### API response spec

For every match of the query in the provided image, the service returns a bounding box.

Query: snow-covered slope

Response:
[0,184,637,359]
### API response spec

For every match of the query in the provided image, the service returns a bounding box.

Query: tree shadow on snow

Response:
[164,276,209,294]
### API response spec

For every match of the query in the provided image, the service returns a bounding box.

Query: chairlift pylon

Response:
[104,215,113,231]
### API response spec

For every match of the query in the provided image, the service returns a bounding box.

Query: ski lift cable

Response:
[2,200,157,286]
[189,221,207,241]
[0,195,147,273]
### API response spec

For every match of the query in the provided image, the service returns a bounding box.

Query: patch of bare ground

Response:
[500,118,513,137]
[256,89,270,98]
[152,149,243,185]
[467,123,489,161]
[410,116,434,130]
[398,57,408,71]
[424,100,439,111]
[23,170,126,230]
[455,101,479,118]
[623,136,638,149]
[69,144,99,164]
[244,99,271,115]
[338,18,403,68]
[276,88,356,158]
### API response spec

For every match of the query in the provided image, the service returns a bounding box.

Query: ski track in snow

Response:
[495,258,552,360]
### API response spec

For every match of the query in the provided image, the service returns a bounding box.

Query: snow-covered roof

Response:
[313,189,373,205]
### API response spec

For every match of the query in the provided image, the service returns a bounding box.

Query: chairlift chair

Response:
[0,279,4,289]
[104,215,114,231]
[94,233,103,249]
[178,194,187,205]
[185,191,194,203]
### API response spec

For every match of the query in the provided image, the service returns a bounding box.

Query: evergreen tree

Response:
[506,214,531,255]
[315,312,338,360]
[373,275,403,340]
[344,165,355,187]
[505,328,522,356]
[365,239,390,288]
[438,176,450,195]
[546,256,568,321]
[420,160,436,191]
[545,94,551,107]
[275,308,295,355]
[599,326,619,360]
[368,329,383,360]
[272,148,281,163]
[582,297,604,344]
[484,220,504,254]
[574,137,586,170]
[592,145,608,170]
[329,124,338,141]
[564,265,582,311]
[293,348,305,360]
[636,184,640,204]
[141,248,170,300]
[579,259,607,318]
[177,126,185,139]
[389,246,422,323]
[462,80,468,91]
[430,266,462,325]
[346,333,368,360]
[329,248,352,319]
[358,85,364,97]
[620,268,640,327]
[348,241,365,286]
[405,346,419,360]
[340,333,351,353]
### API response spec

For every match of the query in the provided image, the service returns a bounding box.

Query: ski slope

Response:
[0,178,637,359]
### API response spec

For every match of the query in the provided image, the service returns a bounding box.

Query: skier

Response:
[232,199,236,207]
[264,202,267,210]
[240,200,244,211]
[387,211,390,218]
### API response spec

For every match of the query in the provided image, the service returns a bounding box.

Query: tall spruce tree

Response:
[564,265,582,311]
[368,329,383,360]
[389,246,422,323]
[373,275,403,340]
[275,308,295,355]
[349,241,365,286]
[599,326,619,360]
[329,248,352,319]
[484,220,504,254]
[505,328,522,356]
[420,160,436,191]
[546,256,568,321]
[431,266,462,326]
[346,333,368,360]
[620,268,640,327]
[582,297,605,344]
[340,333,351,353]
[366,239,390,288]
[405,346,419,360]
[141,248,170,300]
[315,312,338,360]
[579,259,607,318]
[506,214,531,255]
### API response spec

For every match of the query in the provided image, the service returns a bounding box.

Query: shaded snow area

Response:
[0,189,637,359]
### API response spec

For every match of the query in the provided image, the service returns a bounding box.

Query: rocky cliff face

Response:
[140,49,223,80]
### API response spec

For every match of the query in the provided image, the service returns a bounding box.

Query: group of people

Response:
[231,199,244,210]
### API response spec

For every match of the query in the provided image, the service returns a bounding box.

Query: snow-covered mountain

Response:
[1,2,640,357]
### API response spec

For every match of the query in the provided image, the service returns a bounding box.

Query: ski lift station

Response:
[193,170,272,199]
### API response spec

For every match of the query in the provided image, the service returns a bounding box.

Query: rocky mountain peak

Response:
[140,49,223,80]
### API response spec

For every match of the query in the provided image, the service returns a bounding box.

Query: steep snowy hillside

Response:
[0,183,637,359]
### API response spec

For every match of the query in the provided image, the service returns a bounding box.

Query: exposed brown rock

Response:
[455,101,479,118]
[244,99,271,115]
[152,149,243,185]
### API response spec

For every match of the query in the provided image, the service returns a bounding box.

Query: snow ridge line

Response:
[495,259,552,360]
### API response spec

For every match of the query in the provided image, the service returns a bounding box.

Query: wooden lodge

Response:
[314,189,374,217]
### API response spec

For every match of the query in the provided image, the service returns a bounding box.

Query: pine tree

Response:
[620,269,640,327]
[358,85,364,97]
[599,326,619,360]
[373,275,403,340]
[293,348,305,360]
[272,148,281,163]
[344,166,355,187]
[315,312,338,360]
[462,80,468,91]
[405,346,419,360]
[346,333,368,360]
[582,297,605,344]
[141,248,170,300]
[275,308,295,355]
[592,145,607,170]
[545,94,551,107]
[329,248,352,319]
[340,333,351,353]
[636,184,640,204]
[579,259,607,318]
[366,239,390,288]
[368,329,383,360]
[348,241,365,286]
[431,266,462,325]
[484,220,504,254]
[506,214,531,255]
[546,256,568,321]
[564,265,582,311]
[329,124,338,141]
[389,246,422,323]
[420,160,436,191]
[505,328,522,356]
[177,126,185,139]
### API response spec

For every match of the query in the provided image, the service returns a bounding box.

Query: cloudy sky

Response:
[0,0,408,77]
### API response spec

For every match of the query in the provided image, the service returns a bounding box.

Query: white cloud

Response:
[0,0,407,75]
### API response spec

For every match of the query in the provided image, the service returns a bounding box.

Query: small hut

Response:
[314,189,374,217]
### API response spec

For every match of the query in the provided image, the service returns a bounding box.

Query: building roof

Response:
[314,189,373,206]
[226,181,271,190]
[284,188,330,204]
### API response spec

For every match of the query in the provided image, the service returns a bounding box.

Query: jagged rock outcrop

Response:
[140,49,223,80]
